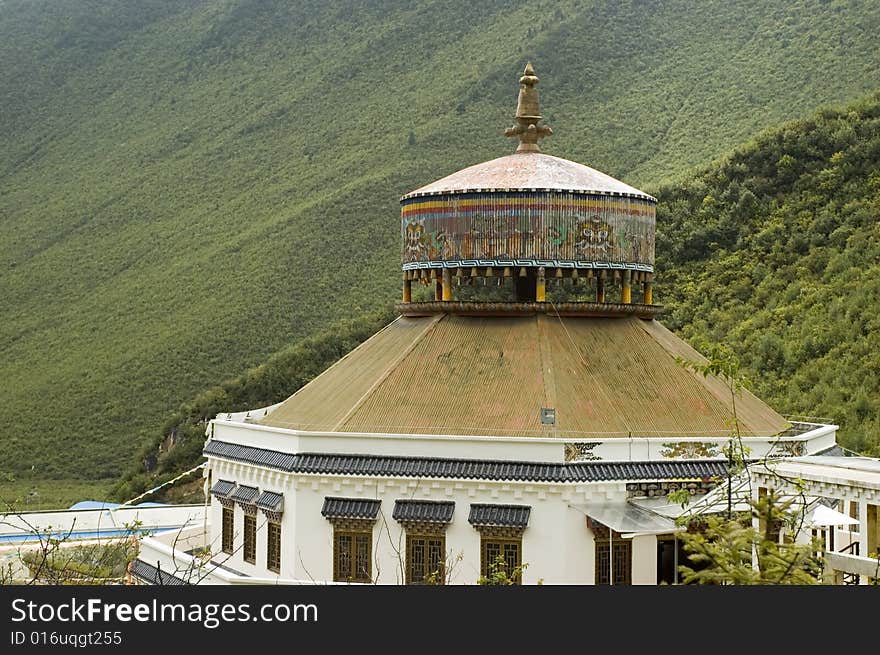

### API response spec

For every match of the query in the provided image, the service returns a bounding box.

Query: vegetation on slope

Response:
[1,0,879,480]
[654,92,880,455]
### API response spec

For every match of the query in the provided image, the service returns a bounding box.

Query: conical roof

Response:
[401,152,655,201]
[259,314,790,438]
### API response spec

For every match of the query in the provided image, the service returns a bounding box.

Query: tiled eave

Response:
[203,439,729,484]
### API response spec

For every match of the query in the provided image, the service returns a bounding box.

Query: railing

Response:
[839,541,860,556]
[838,542,861,585]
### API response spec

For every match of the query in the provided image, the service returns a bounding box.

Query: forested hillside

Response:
[1,0,879,486]
[656,93,880,456]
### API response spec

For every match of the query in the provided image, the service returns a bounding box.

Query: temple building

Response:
[134,64,844,586]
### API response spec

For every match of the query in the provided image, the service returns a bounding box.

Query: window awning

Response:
[209,479,236,498]
[256,491,284,513]
[393,500,455,524]
[229,485,259,505]
[572,502,681,537]
[321,497,381,520]
[468,504,531,528]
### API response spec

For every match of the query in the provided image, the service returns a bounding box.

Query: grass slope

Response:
[1,0,879,479]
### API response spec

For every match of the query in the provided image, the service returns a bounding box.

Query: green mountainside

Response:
[656,92,880,456]
[1,0,879,483]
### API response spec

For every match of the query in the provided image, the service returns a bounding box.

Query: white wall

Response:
[211,421,563,463]
[210,420,837,465]
[631,535,657,585]
[205,455,665,585]
[288,477,640,585]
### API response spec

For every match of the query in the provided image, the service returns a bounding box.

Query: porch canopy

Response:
[810,504,859,528]
[572,501,682,538]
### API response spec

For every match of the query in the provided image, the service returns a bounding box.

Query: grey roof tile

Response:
[256,491,284,512]
[130,559,189,586]
[392,500,455,523]
[209,479,235,497]
[230,484,259,504]
[321,497,381,520]
[204,440,729,483]
[469,504,531,528]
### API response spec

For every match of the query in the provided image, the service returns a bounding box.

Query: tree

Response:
[670,347,825,584]
[0,505,142,585]
[477,554,528,585]
[677,490,823,585]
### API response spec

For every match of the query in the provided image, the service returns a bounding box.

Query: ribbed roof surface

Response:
[230,485,259,505]
[392,500,455,523]
[468,504,531,528]
[130,559,189,586]
[401,153,655,201]
[321,497,381,520]
[258,315,789,439]
[209,479,235,498]
[204,440,731,483]
[256,491,284,512]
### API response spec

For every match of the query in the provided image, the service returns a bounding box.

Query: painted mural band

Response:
[401,191,656,268]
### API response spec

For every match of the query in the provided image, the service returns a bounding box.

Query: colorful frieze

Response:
[564,442,602,462]
[401,191,655,268]
[659,441,722,459]
[769,441,806,457]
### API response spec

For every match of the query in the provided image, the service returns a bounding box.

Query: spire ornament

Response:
[505,62,553,153]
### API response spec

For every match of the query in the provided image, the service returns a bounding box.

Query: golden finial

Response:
[505,62,553,153]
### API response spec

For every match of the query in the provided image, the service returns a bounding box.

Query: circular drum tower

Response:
[399,63,658,316]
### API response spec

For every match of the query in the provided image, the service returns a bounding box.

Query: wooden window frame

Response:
[480,536,523,585]
[266,521,281,573]
[243,513,257,564]
[595,537,632,585]
[333,528,373,583]
[405,533,446,585]
[221,506,234,555]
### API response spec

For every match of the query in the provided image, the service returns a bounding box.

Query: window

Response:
[849,500,860,533]
[334,529,372,582]
[243,514,256,564]
[221,507,234,555]
[595,538,631,585]
[267,521,281,573]
[480,537,522,584]
[656,537,687,585]
[406,534,445,585]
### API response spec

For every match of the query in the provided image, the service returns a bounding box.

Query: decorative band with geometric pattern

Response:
[402,259,654,272]
[401,191,655,269]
